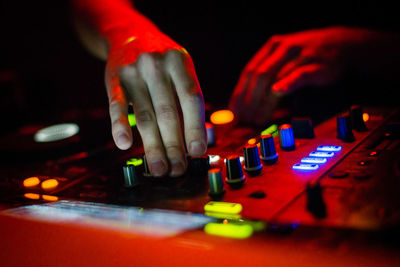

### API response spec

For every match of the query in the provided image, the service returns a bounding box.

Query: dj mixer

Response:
[0,105,400,266]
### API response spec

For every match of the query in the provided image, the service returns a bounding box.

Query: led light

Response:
[261,124,278,137]
[41,179,59,190]
[23,177,40,187]
[301,157,327,164]
[204,201,242,214]
[210,110,234,125]
[317,145,342,152]
[204,222,253,239]
[34,123,79,143]
[126,158,143,166]
[309,151,334,158]
[128,114,136,127]
[292,163,319,170]
[224,156,244,164]
[24,193,40,200]
[363,113,370,122]
[247,138,257,145]
[209,155,221,164]
[42,195,59,202]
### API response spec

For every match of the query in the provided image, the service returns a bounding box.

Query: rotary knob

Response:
[260,134,278,164]
[279,124,295,151]
[225,155,246,188]
[350,105,367,132]
[243,144,263,176]
[337,112,355,142]
[208,168,225,198]
[123,165,139,188]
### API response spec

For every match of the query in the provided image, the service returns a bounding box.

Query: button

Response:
[353,171,371,180]
[329,170,348,178]
[204,201,243,214]
[279,124,296,151]
[225,155,246,188]
[317,145,342,152]
[243,144,263,175]
[260,134,278,164]
[248,190,267,199]
[261,124,278,137]
[309,151,335,158]
[301,157,327,164]
[292,163,319,170]
[204,222,253,239]
[337,112,355,142]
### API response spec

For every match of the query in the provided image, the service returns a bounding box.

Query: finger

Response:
[241,44,299,121]
[137,53,187,177]
[165,50,207,157]
[271,64,332,94]
[276,56,314,80]
[105,73,133,150]
[119,65,168,177]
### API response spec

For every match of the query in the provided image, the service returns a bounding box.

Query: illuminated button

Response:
[210,110,234,125]
[126,158,143,166]
[205,212,241,220]
[292,163,319,170]
[317,145,342,152]
[42,195,59,202]
[34,123,79,143]
[309,151,334,158]
[23,177,40,188]
[204,222,253,239]
[204,201,243,214]
[363,113,370,122]
[24,193,40,200]
[128,113,136,127]
[41,179,59,190]
[301,157,327,164]
[369,151,378,157]
[247,138,257,145]
[279,124,295,151]
[261,124,278,137]
[209,155,221,164]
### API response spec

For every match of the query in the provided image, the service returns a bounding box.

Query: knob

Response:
[260,134,278,164]
[123,165,139,187]
[142,154,152,177]
[188,155,210,177]
[337,112,355,142]
[225,155,246,188]
[243,144,263,176]
[206,122,216,146]
[291,117,315,138]
[350,105,367,132]
[208,168,225,197]
[279,124,295,151]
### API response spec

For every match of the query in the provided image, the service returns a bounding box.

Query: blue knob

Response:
[337,112,355,142]
[279,124,295,151]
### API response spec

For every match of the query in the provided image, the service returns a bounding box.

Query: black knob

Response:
[279,124,295,151]
[260,134,278,164]
[243,144,263,176]
[188,155,210,177]
[225,155,246,188]
[208,168,225,198]
[337,112,355,142]
[291,117,315,139]
[123,165,139,187]
[350,105,367,132]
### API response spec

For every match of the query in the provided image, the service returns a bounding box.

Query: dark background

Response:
[0,0,398,134]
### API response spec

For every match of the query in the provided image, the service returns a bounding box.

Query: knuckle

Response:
[156,104,178,121]
[118,65,140,79]
[135,110,154,124]
[145,145,164,158]
[184,91,203,106]
[163,141,182,153]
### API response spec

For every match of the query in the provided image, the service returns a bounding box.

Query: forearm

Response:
[71,0,161,60]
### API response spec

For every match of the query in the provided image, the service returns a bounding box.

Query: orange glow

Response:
[42,195,59,202]
[223,219,228,224]
[41,179,59,190]
[279,124,291,130]
[363,113,370,122]
[210,110,234,125]
[247,138,257,145]
[23,177,40,188]
[24,193,40,200]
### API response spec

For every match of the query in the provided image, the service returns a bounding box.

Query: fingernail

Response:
[170,160,185,177]
[190,141,206,156]
[117,132,130,148]
[150,160,167,177]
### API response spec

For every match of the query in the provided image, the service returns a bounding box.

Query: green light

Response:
[204,222,253,239]
[128,114,136,127]
[261,124,278,137]
[204,201,243,214]
[126,158,143,166]
[205,212,242,220]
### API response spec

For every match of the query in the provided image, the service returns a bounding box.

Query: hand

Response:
[106,30,207,177]
[229,27,376,125]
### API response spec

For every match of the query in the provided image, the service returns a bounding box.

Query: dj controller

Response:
[0,105,400,266]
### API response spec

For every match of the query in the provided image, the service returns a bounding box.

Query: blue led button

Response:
[309,151,334,158]
[317,145,342,152]
[292,163,319,170]
[301,157,327,164]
